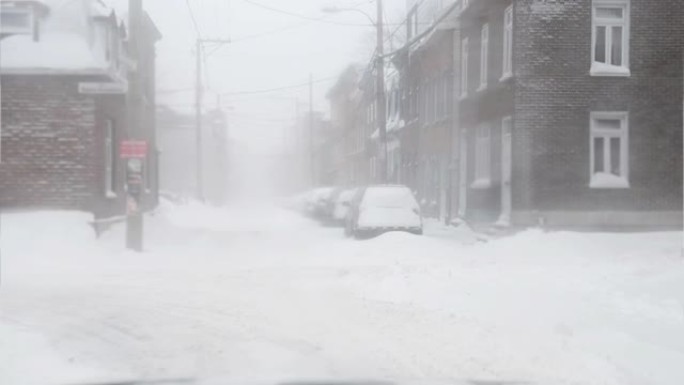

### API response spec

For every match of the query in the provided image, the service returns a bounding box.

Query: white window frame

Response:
[104,120,117,198]
[478,23,489,91]
[0,7,34,35]
[501,5,513,80]
[591,0,630,76]
[589,111,630,189]
[460,37,469,98]
[472,124,492,188]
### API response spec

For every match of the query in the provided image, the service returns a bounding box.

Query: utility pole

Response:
[376,0,388,183]
[126,0,144,252]
[195,38,203,201]
[194,38,230,202]
[309,73,315,187]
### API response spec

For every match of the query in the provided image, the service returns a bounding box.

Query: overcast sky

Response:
[117,0,406,152]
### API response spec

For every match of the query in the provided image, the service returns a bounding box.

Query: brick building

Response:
[0,0,161,219]
[458,0,683,228]
[399,0,459,219]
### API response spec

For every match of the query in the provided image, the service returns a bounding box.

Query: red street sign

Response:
[120,141,148,159]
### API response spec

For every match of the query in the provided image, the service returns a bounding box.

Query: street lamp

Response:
[322,1,389,184]
[321,6,376,25]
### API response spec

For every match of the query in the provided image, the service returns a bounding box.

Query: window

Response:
[104,120,117,197]
[502,5,513,79]
[591,0,630,76]
[590,112,629,188]
[407,7,419,39]
[473,124,491,188]
[460,37,469,97]
[479,24,489,90]
[445,72,453,118]
[0,7,33,35]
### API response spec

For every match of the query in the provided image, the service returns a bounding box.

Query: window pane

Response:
[596,7,623,19]
[1,12,30,28]
[595,26,606,63]
[595,119,621,130]
[611,26,623,66]
[594,137,605,173]
[610,138,621,176]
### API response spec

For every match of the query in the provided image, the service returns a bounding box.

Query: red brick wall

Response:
[0,75,98,211]
[513,0,683,217]
[0,75,130,218]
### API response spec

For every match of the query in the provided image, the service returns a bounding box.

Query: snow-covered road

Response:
[1,203,684,385]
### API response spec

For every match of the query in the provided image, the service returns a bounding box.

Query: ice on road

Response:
[1,202,684,385]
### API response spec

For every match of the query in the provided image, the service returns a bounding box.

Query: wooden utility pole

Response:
[376,0,388,183]
[195,38,203,201]
[126,0,144,252]
[309,73,315,187]
[195,38,230,202]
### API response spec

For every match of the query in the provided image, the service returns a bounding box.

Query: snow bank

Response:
[1,211,99,275]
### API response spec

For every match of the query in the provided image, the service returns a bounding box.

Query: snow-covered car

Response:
[305,187,335,218]
[332,188,357,225]
[345,185,423,238]
[323,187,344,220]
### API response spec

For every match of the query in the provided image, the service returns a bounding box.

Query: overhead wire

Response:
[219,76,338,96]
[241,0,430,27]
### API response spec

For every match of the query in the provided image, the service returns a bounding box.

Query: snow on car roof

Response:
[362,185,418,208]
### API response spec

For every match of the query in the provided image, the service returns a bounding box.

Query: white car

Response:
[346,185,423,238]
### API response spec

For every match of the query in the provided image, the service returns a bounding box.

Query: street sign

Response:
[120,141,148,159]
[78,82,128,95]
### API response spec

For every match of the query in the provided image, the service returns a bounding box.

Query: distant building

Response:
[327,65,363,186]
[0,0,161,219]
[156,106,229,205]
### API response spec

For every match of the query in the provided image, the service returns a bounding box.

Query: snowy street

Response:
[1,203,684,385]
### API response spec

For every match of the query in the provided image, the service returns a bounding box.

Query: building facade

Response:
[400,0,459,219]
[327,0,682,229]
[0,0,160,219]
[458,0,683,228]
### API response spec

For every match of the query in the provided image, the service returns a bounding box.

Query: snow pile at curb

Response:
[1,211,101,274]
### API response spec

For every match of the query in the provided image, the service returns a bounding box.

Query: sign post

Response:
[121,140,147,252]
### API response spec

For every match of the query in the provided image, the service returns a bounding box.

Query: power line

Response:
[242,0,426,27]
[219,76,337,96]
[230,21,312,43]
[184,0,203,38]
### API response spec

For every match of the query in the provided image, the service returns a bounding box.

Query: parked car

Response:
[345,185,423,238]
[332,188,357,225]
[323,187,345,221]
[306,187,335,219]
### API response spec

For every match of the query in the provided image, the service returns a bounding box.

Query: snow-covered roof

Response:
[0,0,119,74]
[1,32,105,72]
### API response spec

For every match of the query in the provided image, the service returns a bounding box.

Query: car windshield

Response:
[1,1,682,385]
